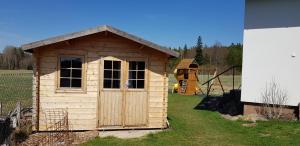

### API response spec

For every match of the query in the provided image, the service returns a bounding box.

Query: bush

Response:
[259,80,288,119]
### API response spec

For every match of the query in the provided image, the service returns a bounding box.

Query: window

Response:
[103,60,121,88]
[184,70,189,79]
[128,61,145,89]
[59,57,82,88]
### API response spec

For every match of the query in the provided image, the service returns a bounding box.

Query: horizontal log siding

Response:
[148,58,168,128]
[34,33,168,130]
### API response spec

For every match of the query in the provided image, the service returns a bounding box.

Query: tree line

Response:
[168,36,243,72]
[0,46,33,70]
[0,37,242,71]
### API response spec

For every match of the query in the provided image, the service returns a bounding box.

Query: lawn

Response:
[168,74,242,95]
[0,70,33,115]
[83,94,300,146]
[1,70,300,145]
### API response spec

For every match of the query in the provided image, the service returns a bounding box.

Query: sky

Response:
[0,0,245,51]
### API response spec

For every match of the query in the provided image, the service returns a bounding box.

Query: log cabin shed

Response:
[174,59,199,95]
[21,25,179,131]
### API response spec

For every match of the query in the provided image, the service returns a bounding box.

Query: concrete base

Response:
[243,102,298,120]
[99,129,163,139]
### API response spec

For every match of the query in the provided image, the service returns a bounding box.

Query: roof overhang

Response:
[21,25,179,58]
[176,58,199,69]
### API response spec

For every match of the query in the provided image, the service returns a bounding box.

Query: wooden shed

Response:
[174,59,200,95]
[21,25,179,131]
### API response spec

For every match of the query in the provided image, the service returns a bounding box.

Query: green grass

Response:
[83,94,300,146]
[1,70,300,145]
[0,70,33,114]
[169,74,242,95]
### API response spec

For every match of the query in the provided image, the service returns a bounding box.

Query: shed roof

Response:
[176,59,199,69]
[21,25,179,58]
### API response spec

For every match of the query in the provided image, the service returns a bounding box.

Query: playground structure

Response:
[201,66,241,96]
[173,58,241,96]
[173,59,202,95]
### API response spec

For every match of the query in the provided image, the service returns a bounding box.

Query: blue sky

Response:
[0,0,245,51]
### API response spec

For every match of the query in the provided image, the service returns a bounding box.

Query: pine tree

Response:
[226,43,243,67]
[183,44,188,59]
[178,46,183,59]
[195,36,204,65]
[203,53,210,64]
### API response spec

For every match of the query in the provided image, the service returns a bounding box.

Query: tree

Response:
[183,44,188,59]
[178,46,183,59]
[3,46,18,69]
[226,43,243,67]
[211,41,222,66]
[195,36,204,65]
[203,53,210,64]
[167,47,182,72]
[0,46,33,70]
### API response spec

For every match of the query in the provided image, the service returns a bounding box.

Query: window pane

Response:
[129,71,136,79]
[137,62,145,70]
[61,69,71,77]
[137,80,144,88]
[184,70,189,79]
[104,61,112,69]
[112,80,120,88]
[137,71,145,79]
[61,58,71,68]
[71,79,81,87]
[60,78,70,87]
[72,58,82,68]
[113,61,121,70]
[72,69,82,78]
[104,79,112,88]
[128,80,136,88]
[104,70,112,78]
[113,71,120,79]
[129,61,137,70]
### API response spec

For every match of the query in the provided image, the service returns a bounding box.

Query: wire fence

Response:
[169,73,242,96]
[0,70,33,116]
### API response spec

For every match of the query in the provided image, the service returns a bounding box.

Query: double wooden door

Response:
[98,56,148,128]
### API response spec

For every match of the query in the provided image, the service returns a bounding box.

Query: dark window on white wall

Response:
[103,60,121,88]
[60,57,82,88]
[128,61,145,89]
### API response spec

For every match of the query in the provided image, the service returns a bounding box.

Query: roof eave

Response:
[21,25,179,58]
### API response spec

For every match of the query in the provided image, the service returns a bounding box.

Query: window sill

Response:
[55,88,86,94]
[102,88,122,91]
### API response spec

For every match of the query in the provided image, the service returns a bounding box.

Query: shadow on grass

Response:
[194,90,243,116]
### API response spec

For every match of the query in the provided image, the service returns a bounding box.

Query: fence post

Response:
[232,66,235,90]
[0,102,2,116]
[16,102,21,127]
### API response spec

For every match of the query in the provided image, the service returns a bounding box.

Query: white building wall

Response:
[242,0,300,106]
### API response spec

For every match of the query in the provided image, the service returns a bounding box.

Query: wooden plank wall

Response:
[32,32,168,131]
[99,91,123,126]
[124,91,148,126]
[37,48,98,130]
[32,54,37,131]
[148,57,168,128]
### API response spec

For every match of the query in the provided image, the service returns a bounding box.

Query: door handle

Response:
[125,80,129,89]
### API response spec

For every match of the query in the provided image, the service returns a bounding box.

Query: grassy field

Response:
[168,74,241,95]
[2,70,300,146]
[0,70,33,115]
[83,94,300,146]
